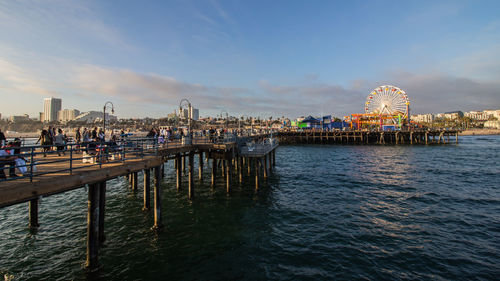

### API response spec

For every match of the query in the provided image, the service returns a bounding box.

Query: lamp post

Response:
[103,101,114,141]
[220,110,228,131]
[179,98,192,137]
[239,114,250,136]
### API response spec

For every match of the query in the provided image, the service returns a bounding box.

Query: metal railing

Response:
[239,137,279,156]
[0,134,248,183]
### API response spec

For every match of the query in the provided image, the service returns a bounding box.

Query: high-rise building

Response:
[178,107,199,121]
[190,108,199,121]
[43,97,62,122]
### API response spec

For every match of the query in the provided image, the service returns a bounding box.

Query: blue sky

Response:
[0,0,499,119]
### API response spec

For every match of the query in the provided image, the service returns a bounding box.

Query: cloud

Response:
[71,64,274,113]
[0,0,133,51]
[258,71,500,117]
[391,72,500,114]
[1,57,499,118]
[0,57,58,96]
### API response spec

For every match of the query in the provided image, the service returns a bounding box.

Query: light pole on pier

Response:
[103,101,115,141]
[220,110,228,130]
[179,99,192,136]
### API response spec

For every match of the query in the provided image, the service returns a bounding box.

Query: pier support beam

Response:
[153,166,162,229]
[198,152,203,181]
[182,154,186,173]
[247,158,251,175]
[98,181,106,244]
[143,169,151,211]
[238,157,243,183]
[188,152,194,199]
[273,149,276,167]
[29,198,40,229]
[263,156,268,178]
[226,157,232,193]
[211,158,217,187]
[86,183,100,269]
[255,158,260,190]
[131,172,138,191]
[176,154,182,191]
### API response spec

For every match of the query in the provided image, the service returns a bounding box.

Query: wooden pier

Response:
[277,130,460,145]
[0,136,278,269]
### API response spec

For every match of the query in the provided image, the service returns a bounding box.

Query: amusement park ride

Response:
[345,85,411,130]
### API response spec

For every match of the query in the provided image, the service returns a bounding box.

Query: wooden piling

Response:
[198,152,203,181]
[132,172,138,191]
[272,149,276,167]
[29,198,40,228]
[176,154,181,190]
[263,156,268,178]
[143,169,151,211]
[86,183,100,269]
[255,158,260,190]
[98,181,106,244]
[247,157,251,175]
[188,152,194,199]
[238,157,243,183]
[153,166,162,229]
[226,157,232,193]
[211,158,217,187]
[181,154,186,173]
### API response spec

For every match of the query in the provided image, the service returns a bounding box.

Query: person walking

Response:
[0,128,6,147]
[54,129,67,156]
[36,129,52,157]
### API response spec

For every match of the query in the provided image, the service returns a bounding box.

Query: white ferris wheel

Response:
[364,85,410,117]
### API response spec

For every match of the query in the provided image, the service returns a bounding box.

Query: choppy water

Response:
[1,135,499,280]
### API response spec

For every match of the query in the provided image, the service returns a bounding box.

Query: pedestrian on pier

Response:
[54,129,67,156]
[91,127,98,140]
[36,129,52,157]
[0,128,6,147]
[0,143,18,179]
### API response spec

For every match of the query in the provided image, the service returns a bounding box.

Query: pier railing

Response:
[0,136,227,183]
[0,133,277,183]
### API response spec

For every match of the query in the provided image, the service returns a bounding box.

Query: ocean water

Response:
[1,135,499,280]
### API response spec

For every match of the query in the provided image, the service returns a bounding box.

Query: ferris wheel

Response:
[365,85,410,116]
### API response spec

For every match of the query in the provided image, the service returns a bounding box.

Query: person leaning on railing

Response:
[0,142,18,179]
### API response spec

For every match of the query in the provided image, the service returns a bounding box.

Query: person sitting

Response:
[0,143,18,179]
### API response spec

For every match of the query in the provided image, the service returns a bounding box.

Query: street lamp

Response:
[103,101,115,141]
[220,110,228,130]
[179,98,192,136]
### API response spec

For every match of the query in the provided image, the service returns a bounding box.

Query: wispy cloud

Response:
[209,0,235,25]
[0,0,134,52]
[0,57,58,96]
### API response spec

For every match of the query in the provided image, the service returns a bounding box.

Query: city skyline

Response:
[1,0,499,119]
